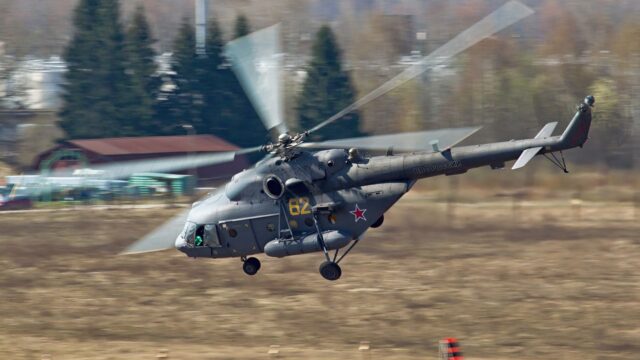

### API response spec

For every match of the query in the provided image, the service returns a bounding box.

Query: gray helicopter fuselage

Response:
[176,148,412,259]
[176,100,592,260]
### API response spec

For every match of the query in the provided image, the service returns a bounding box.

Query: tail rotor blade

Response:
[307,1,534,135]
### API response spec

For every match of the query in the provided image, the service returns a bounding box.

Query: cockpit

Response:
[178,221,222,248]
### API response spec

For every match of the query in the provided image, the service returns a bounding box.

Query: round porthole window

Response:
[228,228,238,237]
[263,175,284,199]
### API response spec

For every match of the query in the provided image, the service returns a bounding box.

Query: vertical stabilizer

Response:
[560,95,594,149]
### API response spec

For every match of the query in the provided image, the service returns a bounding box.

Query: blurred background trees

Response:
[59,0,124,139]
[125,4,159,136]
[1,0,638,167]
[297,25,363,140]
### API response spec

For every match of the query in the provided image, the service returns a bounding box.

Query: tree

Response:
[125,4,159,136]
[156,18,266,147]
[59,0,102,138]
[59,0,136,139]
[297,25,363,140]
[234,14,251,39]
[199,18,230,139]
[159,19,204,134]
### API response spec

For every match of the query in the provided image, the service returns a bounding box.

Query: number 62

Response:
[288,197,311,216]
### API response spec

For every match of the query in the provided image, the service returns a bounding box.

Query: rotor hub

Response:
[263,132,308,160]
[278,133,292,145]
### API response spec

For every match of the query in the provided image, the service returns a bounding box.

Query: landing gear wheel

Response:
[371,215,384,228]
[242,257,261,276]
[319,261,342,281]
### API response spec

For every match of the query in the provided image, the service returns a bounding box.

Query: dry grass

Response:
[0,191,638,359]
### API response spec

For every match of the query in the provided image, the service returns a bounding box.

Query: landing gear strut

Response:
[242,257,261,276]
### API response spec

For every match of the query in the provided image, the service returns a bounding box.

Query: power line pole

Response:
[195,0,208,56]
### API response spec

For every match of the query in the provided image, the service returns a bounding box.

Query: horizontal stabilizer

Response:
[535,122,557,139]
[511,122,558,170]
[302,126,481,154]
[512,146,542,169]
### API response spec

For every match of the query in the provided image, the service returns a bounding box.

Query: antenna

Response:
[195,0,207,55]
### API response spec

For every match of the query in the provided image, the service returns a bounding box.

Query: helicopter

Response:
[115,1,594,281]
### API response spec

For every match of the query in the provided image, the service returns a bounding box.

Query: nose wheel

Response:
[319,261,341,281]
[242,257,261,276]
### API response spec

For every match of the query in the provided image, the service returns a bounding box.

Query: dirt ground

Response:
[0,189,639,359]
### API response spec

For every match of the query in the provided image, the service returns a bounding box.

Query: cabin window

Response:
[204,224,221,247]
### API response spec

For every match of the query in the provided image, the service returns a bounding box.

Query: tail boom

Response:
[322,96,595,189]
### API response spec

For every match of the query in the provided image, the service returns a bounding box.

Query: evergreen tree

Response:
[155,15,266,147]
[200,18,228,138]
[233,14,251,39]
[297,25,363,140]
[125,4,158,135]
[60,0,135,139]
[59,0,103,138]
[157,20,203,134]
[97,0,136,136]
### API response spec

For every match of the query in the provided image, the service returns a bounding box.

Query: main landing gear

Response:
[242,256,261,276]
[319,261,342,281]
[317,235,361,281]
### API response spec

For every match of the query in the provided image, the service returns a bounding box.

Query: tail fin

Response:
[559,95,594,149]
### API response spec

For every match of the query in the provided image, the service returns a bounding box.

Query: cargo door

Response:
[249,213,280,249]
[218,218,259,255]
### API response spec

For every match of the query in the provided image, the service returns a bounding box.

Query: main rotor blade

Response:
[49,146,261,180]
[120,208,190,255]
[225,24,288,136]
[307,1,534,135]
[302,126,481,153]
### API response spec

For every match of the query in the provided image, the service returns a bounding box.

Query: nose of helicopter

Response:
[174,234,188,252]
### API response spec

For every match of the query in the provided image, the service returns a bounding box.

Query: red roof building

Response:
[34,135,250,182]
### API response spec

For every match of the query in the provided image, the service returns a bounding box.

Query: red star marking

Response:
[350,204,367,222]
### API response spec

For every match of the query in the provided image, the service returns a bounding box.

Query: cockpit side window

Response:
[203,224,221,248]
[183,222,197,245]
[195,225,205,246]
[184,222,222,248]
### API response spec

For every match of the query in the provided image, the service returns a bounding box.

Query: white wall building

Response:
[14,56,66,110]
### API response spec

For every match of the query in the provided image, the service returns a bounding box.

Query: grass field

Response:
[0,188,638,359]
